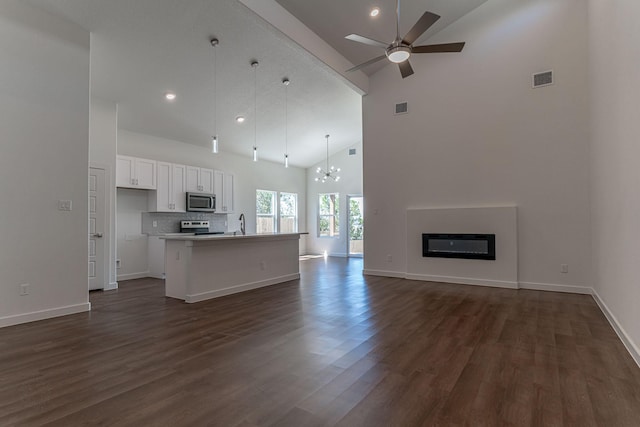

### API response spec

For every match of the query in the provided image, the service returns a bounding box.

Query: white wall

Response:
[89,96,118,289]
[588,0,640,362]
[306,141,363,256]
[117,130,308,262]
[0,1,90,326]
[363,0,591,290]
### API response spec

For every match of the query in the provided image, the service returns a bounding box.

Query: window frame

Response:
[318,192,340,238]
[279,192,298,233]
[256,189,277,234]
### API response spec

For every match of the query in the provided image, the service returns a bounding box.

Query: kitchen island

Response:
[162,233,302,303]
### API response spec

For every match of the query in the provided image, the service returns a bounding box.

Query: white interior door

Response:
[89,167,106,290]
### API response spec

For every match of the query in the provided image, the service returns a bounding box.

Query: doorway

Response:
[347,195,364,257]
[89,167,107,290]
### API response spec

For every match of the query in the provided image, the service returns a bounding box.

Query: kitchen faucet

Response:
[239,213,245,235]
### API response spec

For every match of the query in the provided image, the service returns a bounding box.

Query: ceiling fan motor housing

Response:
[386,45,411,63]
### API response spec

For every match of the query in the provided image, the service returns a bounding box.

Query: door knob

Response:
[92,233,103,238]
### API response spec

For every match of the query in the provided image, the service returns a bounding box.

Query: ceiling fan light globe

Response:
[387,46,411,63]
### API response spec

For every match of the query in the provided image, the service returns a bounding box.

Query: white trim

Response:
[329,252,348,258]
[592,290,640,368]
[185,273,300,303]
[519,281,592,295]
[0,303,91,328]
[117,271,150,281]
[363,269,406,278]
[104,282,118,291]
[406,273,518,289]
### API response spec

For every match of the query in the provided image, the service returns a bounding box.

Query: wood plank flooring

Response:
[1,257,640,426]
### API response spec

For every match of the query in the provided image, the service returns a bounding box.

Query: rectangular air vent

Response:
[533,70,553,88]
[395,102,408,115]
[348,148,357,156]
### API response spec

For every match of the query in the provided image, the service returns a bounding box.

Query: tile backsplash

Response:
[142,212,228,236]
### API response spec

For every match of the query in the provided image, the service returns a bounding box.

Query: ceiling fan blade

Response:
[346,55,387,72]
[412,42,466,53]
[402,12,440,45]
[398,60,414,79]
[345,34,388,49]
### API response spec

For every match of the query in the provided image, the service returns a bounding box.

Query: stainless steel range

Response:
[179,220,224,236]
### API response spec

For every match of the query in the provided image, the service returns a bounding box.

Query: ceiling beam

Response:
[238,0,369,95]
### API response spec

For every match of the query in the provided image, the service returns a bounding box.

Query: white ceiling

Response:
[25,0,486,167]
[26,0,363,168]
[274,0,488,76]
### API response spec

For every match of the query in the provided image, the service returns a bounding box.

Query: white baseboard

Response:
[185,273,301,303]
[104,281,118,291]
[592,290,640,368]
[363,269,406,278]
[0,302,91,328]
[147,273,164,280]
[117,271,150,281]
[519,281,592,294]
[329,252,347,258]
[406,273,518,289]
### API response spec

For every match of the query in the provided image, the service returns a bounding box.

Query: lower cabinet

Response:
[148,236,165,279]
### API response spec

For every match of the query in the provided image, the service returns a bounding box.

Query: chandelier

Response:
[315,134,340,183]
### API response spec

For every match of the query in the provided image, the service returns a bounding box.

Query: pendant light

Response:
[315,134,341,183]
[251,60,259,162]
[211,38,219,154]
[282,77,290,168]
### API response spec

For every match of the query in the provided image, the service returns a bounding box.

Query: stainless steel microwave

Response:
[186,192,216,212]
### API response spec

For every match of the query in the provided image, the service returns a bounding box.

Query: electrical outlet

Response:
[57,200,72,211]
[116,259,121,269]
[386,254,392,262]
[561,264,569,273]
[20,283,29,296]
[152,221,158,228]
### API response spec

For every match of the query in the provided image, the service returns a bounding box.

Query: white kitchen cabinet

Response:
[116,155,157,189]
[186,166,214,194]
[149,162,186,212]
[214,170,235,213]
[148,236,165,279]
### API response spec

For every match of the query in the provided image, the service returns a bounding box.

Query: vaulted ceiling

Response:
[26,0,485,167]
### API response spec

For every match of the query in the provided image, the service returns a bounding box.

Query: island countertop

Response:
[161,232,307,242]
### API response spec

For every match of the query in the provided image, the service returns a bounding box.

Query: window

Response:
[256,189,277,233]
[256,190,299,234]
[318,193,339,237]
[279,192,298,233]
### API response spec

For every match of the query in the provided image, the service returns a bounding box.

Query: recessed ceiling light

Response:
[164,92,176,101]
[370,7,380,17]
[236,116,245,123]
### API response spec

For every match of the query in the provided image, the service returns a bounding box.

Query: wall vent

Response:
[532,70,553,88]
[395,101,408,115]
[348,148,357,156]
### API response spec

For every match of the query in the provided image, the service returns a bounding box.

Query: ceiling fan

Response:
[345,0,465,78]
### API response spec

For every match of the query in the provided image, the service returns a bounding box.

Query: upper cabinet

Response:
[186,166,214,194]
[214,170,235,213]
[149,162,186,212]
[116,155,156,189]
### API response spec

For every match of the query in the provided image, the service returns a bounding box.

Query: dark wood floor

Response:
[1,258,640,426]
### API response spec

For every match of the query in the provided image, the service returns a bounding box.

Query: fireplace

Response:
[422,233,496,260]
